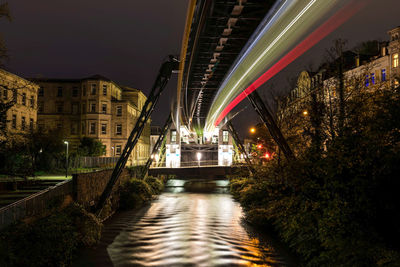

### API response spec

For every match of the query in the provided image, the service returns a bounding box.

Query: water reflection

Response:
[104,179,288,266]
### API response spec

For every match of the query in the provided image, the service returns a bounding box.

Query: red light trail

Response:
[214,0,367,126]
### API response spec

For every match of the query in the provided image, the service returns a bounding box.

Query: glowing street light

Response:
[303,110,308,116]
[257,144,263,149]
[250,127,256,134]
[196,152,202,167]
[63,141,69,178]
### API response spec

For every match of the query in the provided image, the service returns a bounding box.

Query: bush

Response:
[0,203,102,267]
[119,178,153,210]
[144,176,164,194]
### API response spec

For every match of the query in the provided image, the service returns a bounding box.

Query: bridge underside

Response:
[180,0,275,130]
[149,166,245,179]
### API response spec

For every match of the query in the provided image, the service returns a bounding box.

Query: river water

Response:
[75,179,294,267]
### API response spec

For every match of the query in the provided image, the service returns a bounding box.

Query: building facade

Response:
[32,75,150,166]
[0,69,39,139]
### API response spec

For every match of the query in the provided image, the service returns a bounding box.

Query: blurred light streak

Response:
[205,0,366,131]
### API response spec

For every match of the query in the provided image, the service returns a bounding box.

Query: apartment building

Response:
[0,69,39,138]
[32,75,150,166]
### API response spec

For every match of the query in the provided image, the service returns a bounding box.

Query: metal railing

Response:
[0,179,73,229]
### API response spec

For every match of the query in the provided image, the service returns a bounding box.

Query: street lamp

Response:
[196,152,202,167]
[250,127,256,134]
[303,110,308,116]
[111,146,115,157]
[64,141,69,178]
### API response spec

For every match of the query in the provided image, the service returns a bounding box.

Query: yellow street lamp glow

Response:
[250,127,256,134]
[303,110,308,116]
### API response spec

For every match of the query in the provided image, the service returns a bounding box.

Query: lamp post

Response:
[64,141,69,178]
[196,152,202,167]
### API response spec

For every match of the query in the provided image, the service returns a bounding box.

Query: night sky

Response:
[1,0,400,137]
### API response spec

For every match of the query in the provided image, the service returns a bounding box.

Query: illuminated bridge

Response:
[156,0,365,169]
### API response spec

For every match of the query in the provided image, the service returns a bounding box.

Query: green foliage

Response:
[231,88,400,266]
[119,178,154,210]
[0,203,102,267]
[144,176,164,194]
[77,137,105,157]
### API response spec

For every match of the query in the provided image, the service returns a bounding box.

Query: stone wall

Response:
[73,169,131,212]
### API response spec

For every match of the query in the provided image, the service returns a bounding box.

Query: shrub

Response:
[0,203,102,267]
[119,178,153,210]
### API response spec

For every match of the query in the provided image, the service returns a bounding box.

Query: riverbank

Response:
[0,174,166,267]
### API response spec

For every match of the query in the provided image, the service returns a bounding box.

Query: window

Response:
[91,84,97,95]
[30,96,34,108]
[90,103,96,113]
[90,122,96,134]
[72,87,78,97]
[382,69,386,81]
[3,88,7,100]
[116,124,122,135]
[223,130,229,143]
[13,89,17,101]
[57,87,63,97]
[212,136,218,144]
[171,130,176,143]
[21,116,26,130]
[38,102,44,113]
[56,103,63,113]
[22,93,26,105]
[71,123,77,135]
[38,87,44,97]
[72,103,79,114]
[102,104,107,114]
[82,85,86,96]
[393,53,399,68]
[116,105,122,116]
[101,123,107,134]
[81,123,85,134]
[103,85,107,96]
[116,145,122,155]
[12,114,16,129]
[82,103,86,113]
[365,75,370,87]
[29,118,34,131]
[371,73,375,85]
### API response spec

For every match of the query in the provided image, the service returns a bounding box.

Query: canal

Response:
[75,179,295,266]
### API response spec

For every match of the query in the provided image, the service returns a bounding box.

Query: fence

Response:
[0,180,73,230]
[78,157,119,168]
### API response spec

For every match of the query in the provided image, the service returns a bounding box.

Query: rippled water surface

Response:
[77,180,292,267]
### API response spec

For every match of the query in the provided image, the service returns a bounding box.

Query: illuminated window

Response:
[223,130,229,143]
[171,130,176,143]
[365,75,369,87]
[382,69,386,81]
[393,53,399,68]
[371,73,375,85]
